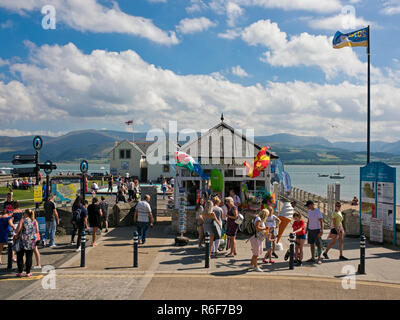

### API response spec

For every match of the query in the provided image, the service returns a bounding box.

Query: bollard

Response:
[357,235,366,274]
[80,229,86,268]
[289,233,295,270]
[133,231,139,268]
[7,231,13,271]
[204,232,210,268]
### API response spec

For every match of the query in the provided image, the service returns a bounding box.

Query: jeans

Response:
[17,249,33,274]
[71,222,78,243]
[45,220,57,246]
[136,222,150,243]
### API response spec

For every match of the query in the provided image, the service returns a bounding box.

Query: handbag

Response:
[12,237,23,252]
[212,220,222,240]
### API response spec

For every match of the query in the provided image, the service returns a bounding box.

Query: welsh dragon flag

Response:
[175,151,209,180]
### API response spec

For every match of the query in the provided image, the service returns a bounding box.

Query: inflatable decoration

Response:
[175,151,209,180]
[210,169,223,192]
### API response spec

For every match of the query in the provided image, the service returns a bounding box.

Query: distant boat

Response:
[318,173,329,177]
[100,166,105,170]
[330,167,345,179]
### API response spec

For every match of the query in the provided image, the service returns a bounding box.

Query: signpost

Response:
[80,160,88,201]
[360,162,397,245]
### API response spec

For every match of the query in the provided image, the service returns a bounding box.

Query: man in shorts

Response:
[305,200,324,264]
[99,196,109,232]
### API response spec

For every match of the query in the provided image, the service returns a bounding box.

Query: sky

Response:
[0,0,399,142]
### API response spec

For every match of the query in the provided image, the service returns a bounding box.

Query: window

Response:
[163,165,170,173]
[119,149,131,159]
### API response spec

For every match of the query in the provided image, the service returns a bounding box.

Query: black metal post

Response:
[7,231,13,271]
[357,235,366,274]
[367,25,371,164]
[45,173,50,202]
[81,174,85,201]
[289,232,295,270]
[35,150,40,211]
[204,232,210,268]
[80,229,86,268]
[133,231,138,268]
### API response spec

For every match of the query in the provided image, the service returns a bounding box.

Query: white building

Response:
[109,138,179,182]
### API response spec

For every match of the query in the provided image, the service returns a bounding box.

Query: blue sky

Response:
[0,0,399,142]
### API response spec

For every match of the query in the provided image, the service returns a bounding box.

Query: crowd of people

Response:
[195,190,348,272]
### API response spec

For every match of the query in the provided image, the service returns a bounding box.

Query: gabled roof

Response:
[108,139,148,156]
[181,120,279,159]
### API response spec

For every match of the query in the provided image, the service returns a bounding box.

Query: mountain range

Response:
[0,130,399,165]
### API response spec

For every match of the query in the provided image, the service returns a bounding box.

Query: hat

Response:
[305,200,314,207]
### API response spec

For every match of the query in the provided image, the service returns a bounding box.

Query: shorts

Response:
[265,238,273,250]
[307,229,321,245]
[296,234,306,240]
[250,237,263,256]
[330,228,338,235]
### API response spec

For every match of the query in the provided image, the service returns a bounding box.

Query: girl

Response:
[162,179,167,200]
[263,206,280,264]
[14,209,37,277]
[88,198,103,247]
[0,210,15,265]
[196,197,205,249]
[32,210,41,269]
[250,209,268,272]
[202,200,222,259]
[292,212,306,266]
[212,196,223,257]
[225,197,239,257]
[323,202,348,261]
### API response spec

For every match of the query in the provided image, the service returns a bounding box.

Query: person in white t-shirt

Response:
[133,195,154,244]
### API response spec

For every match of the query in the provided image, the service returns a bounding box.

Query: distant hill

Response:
[0,129,399,165]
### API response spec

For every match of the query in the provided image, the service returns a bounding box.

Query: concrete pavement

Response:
[4,216,400,300]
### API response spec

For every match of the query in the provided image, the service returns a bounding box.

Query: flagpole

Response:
[367,25,371,164]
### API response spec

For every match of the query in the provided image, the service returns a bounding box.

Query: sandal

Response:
[269,260,275,264]
[262,259,268,263]
[225,253,234,257]
[26,273,32,277]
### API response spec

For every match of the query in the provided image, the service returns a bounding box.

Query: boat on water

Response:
[317,173,329,177]
[330,172,345,179]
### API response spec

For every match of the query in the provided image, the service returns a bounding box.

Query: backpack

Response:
[72,207,82,224]
[244,217,258,242]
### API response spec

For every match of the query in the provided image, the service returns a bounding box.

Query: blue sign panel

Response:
[80,160,88,173]
[360,162,396,244]
[33,136,43,150]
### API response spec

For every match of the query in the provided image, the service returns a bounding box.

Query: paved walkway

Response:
[3,216,400,300]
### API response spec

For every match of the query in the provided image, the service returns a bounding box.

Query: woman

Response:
[292,212,306,266]
[0,210,15,265]
[70,196,83,245]
[32,210,41,269]
[323,202,348,260]
[212,196,223,257]
[196,197,205,248]
[162,179,168,200]
[14,209,37,277]
[11,201,23,262]
[250,209,268,272]
[202,200,222,259]
[225,197,239,257]
[88,198,103,247]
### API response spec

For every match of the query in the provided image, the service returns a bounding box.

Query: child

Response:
[263,207,280,264]
[292,212,306,266]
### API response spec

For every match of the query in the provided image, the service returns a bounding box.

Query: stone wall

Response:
[343,208,400,246]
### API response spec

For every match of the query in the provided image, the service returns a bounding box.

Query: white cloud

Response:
[241,19,369,79]
[2,42,400,142]
[231,65,250,77]
[244,0,342,13]
[176,17,217,34]
[1,19,13,29]
[0,0,179,45]
[147,0,167,3]
[218,28,242,39]
[307,13,374,31]
[381,0,400,15]
[0,129,67,137]
[226,2,244,27]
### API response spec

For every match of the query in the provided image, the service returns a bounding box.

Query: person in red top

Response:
[292,212,306,266]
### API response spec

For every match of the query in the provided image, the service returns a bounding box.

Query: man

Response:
[133,194,154,245]
[76,200,89,252]
[99,196,109,232]
[305,200,324,264]
[107,175,113,193]
[229,189,241,208]
[128,179,135,202]
[3,192,14,214]
[44,194,59,248]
